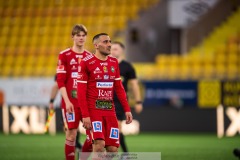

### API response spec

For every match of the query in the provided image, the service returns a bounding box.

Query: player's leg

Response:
[65,128,78,160]
[116,109,128,152]
[75,131,82,150]
[105,116,120,151]
[62,108,80,160]
[91,115,105,152]
[80,130,93,160]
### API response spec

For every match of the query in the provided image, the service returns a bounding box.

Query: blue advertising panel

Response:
[142,81,198,107]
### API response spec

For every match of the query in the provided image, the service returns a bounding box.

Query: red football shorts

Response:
[61,107,82,129]
[87,115,120,147]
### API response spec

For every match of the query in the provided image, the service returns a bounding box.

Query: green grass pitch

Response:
[0,132,239,160]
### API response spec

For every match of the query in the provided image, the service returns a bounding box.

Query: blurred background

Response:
[0,0,239,137]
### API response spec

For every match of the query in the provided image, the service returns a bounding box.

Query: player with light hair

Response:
[56,24,92,160]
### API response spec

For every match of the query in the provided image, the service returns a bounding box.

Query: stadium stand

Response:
[0,0,158,77]
[134,7,240,80]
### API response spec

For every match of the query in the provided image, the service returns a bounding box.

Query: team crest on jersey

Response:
[92,121,102,132]
[103,66,108,73]
[66,113,75,122]
[110,128,119,139]
[111,66,115,73]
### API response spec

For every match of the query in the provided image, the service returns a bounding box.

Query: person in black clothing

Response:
[111,41,143,152]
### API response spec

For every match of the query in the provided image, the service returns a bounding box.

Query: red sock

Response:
[65,139,75,160]
[80,138,92,160]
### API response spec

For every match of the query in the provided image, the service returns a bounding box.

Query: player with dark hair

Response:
[77,33,133,156]
[111,41,143,152]
[56,24,92,160]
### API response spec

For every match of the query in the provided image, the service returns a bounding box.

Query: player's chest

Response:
[88,62,117,81]
[66,54,83,71]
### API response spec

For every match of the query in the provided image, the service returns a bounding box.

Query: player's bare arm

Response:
[48,82,58,111]
[59,87,74,113]
[129,79,143,114]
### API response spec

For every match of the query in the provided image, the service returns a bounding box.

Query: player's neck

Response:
[95,52,108,61]
[72,45,84,54]
[117,57,123,63]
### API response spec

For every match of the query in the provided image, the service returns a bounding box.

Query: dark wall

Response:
[182,0,240,53]
[132,107,222,132]
[126,0,170,62]
[0,106,232,133]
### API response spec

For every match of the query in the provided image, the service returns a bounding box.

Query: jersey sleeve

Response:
[56,53,67,89]
[127,63,137,80]
[77,60,90,118]
[114,63,131,112]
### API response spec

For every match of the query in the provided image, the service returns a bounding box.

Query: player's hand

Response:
[66,101,74,113]
[125,112,133,124]
[134,104,143,114]
[48,103,54,113]
[82,117,92,130]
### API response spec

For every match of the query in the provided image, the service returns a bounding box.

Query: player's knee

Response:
[93,139,105,152]
[66,129,77,141]
[106,146,118,152]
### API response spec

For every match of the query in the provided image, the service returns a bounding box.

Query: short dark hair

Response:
[72,24,87,36]
[112,41,125,49]
[92,33,108,43]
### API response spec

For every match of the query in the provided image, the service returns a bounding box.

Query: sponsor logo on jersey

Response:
[103,66,108,73]
[111,66,115,73]
[70,58,77,65]
[94,67,102,74]
[98,90,112,98]
[92,121,102,132]
[110,128,119,139]
[103,75,109,80]
[66,113,75,122]
[95,75,102,80]
[100,62,108,66]
[96,82,113,88]
[71,72,78,78]
[71,65,77,70]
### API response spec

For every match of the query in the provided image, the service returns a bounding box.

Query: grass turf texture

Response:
[0,132,238,160]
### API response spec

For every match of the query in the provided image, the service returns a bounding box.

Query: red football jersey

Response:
[77,54,131,118]
[56,48,91,108]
